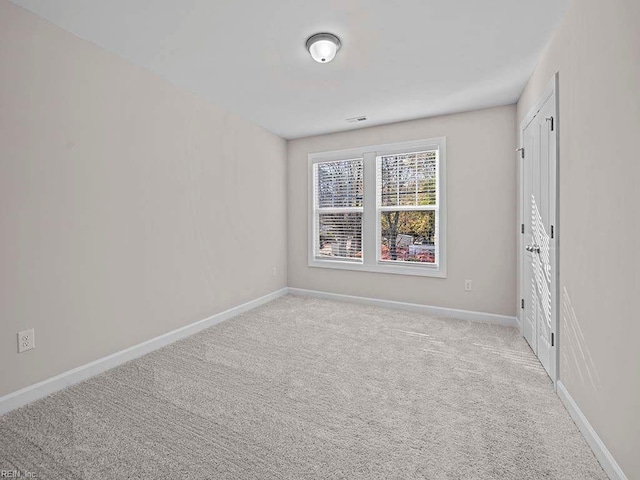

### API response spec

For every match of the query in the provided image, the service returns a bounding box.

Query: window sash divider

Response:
[315,207,363,214]
[377,205,437,212]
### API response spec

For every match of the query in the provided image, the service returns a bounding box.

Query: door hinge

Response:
[516,147,524,159]
[551,225,554,239]
[521,224,525,234]
[551,332,554,347]
[521,299,524,309]
[546,116,554,131]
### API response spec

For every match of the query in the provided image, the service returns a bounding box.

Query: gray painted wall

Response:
[517,0,640,476]
[0,1,287,397]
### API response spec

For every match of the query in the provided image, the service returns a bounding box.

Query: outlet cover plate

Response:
[18,328,35,353]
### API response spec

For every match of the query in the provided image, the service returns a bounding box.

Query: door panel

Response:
[522,89,556,381]
[522,122,536,348]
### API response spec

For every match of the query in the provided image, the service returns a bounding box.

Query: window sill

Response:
[308,258,447,278]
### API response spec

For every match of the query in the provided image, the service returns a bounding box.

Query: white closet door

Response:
[522,90,557,380]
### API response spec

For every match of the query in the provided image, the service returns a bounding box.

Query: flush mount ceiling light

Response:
[306,33,341,63]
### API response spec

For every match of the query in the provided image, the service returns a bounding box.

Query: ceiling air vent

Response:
[346,116,367,123]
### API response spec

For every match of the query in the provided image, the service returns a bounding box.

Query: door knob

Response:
[526,244,540,253]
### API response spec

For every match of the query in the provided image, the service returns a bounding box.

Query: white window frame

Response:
[308,137,447,278]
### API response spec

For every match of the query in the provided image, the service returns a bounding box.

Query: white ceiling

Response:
[11,0,568,139]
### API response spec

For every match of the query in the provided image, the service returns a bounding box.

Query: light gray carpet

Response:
[1,296,606,479]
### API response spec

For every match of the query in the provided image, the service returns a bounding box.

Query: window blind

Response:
[379,151,437,207]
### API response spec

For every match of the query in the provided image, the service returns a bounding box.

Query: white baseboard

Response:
[557,381,627,480]
[287,287,518,327]
[0,288,288,416]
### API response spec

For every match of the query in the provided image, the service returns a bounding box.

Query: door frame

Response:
[518,72,560,388]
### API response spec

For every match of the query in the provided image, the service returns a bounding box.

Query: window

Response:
[313,159,363,262]
[377,150,438,265]
[309,138,446,277]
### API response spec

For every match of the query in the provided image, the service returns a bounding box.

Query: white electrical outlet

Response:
[18,328,35,353]
[464,280,472,292]
[272,266,278,277]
